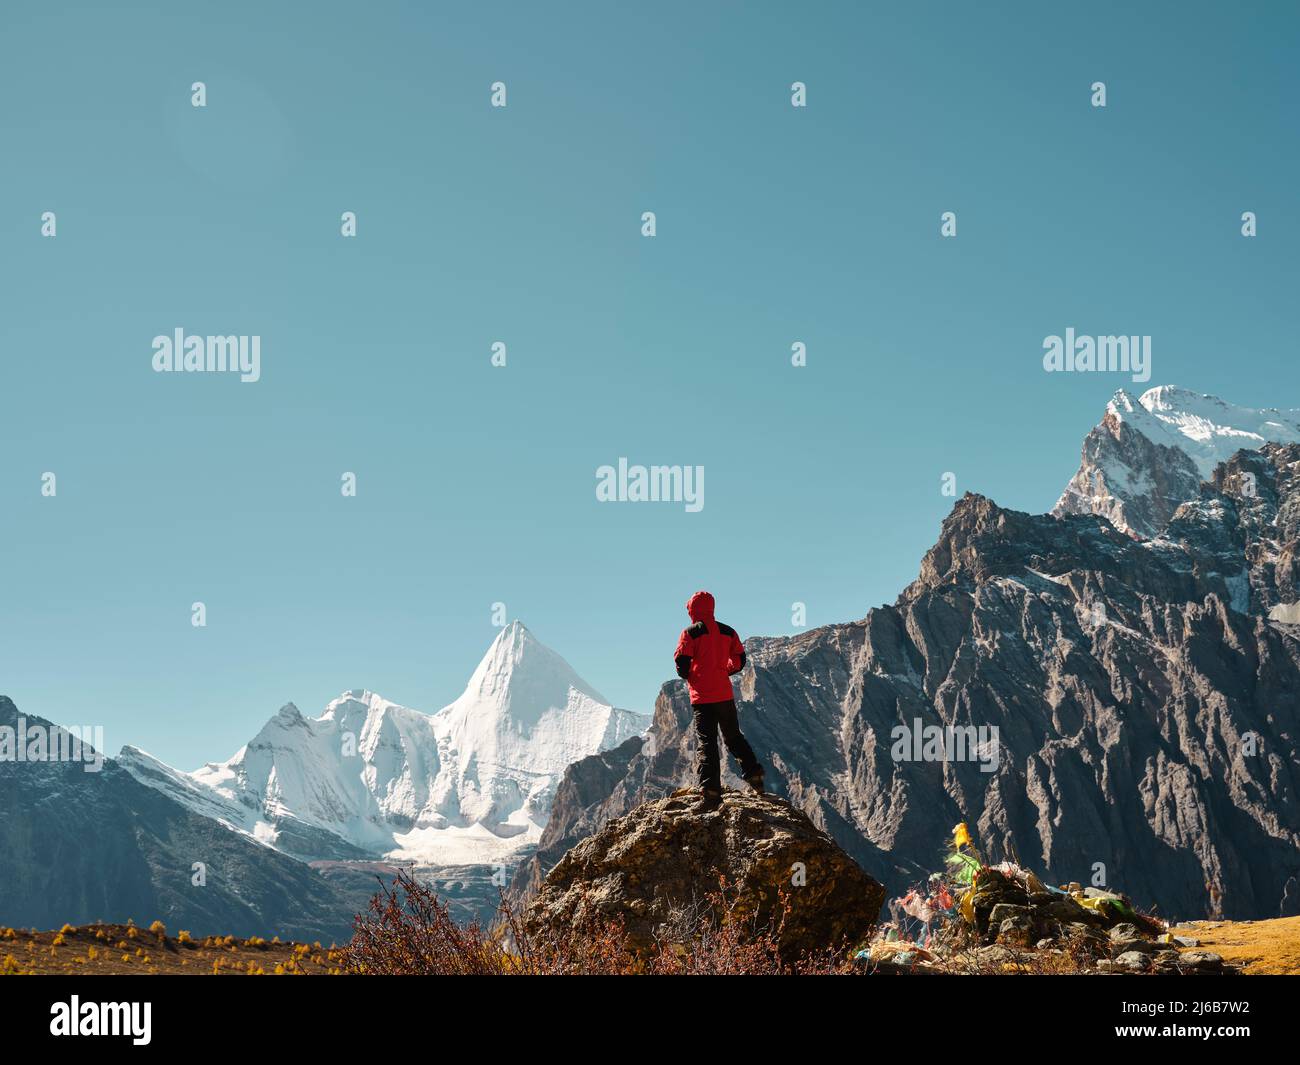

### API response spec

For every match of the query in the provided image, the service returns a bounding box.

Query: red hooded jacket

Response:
[674,591,746,704]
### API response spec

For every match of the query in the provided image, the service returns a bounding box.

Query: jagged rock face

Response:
[1168,444,1300,617]
[534,445,1300,922]
[1054,407,1203,539]
[523,791,885,959]
[1053,386,1300,539]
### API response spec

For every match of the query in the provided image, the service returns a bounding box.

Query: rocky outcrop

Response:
[529,444,1300,922]
[523,790,885,958]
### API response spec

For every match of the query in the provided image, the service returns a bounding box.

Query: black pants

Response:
[692,699,761,791]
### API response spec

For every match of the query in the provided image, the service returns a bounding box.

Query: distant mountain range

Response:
[119,622,646,869]
[0,696,362,942]
[8,384,1300,936]
[2,624,647,934]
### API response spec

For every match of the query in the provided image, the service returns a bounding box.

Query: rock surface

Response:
[523,790,885,959]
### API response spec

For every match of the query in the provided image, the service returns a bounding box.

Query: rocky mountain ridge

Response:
[520,438,1300,921]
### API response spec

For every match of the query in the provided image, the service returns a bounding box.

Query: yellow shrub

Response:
[149,920,166,936]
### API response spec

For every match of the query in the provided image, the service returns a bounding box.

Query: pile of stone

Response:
[868,866,1237,975]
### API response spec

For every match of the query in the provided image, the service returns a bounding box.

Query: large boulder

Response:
[523,789,885,959]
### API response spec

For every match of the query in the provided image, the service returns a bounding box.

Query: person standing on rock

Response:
[674,591,765,804]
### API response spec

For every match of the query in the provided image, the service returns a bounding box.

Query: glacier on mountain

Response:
[119,622,648,867]
[1053,385,1300,538]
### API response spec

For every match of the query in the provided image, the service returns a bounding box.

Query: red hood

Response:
[686,591,715,623]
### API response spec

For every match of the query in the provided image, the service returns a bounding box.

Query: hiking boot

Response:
[699,787,723,807]
[744,771,766,794]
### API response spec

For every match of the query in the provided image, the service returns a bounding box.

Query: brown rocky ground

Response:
[1,922,345,975]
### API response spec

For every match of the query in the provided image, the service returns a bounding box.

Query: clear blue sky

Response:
[2,1,1296,767]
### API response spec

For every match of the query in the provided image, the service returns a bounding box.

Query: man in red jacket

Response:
[674,591,765,802]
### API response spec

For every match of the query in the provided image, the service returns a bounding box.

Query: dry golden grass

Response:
[0,923,345,976]
[1172,917,1300,975]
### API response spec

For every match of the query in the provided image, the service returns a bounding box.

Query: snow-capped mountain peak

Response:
[1054,385,1300,538]
[427,622,646,837]
[1112,386,1300,477]
[119,623,649,869]
[460,619,610,725]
